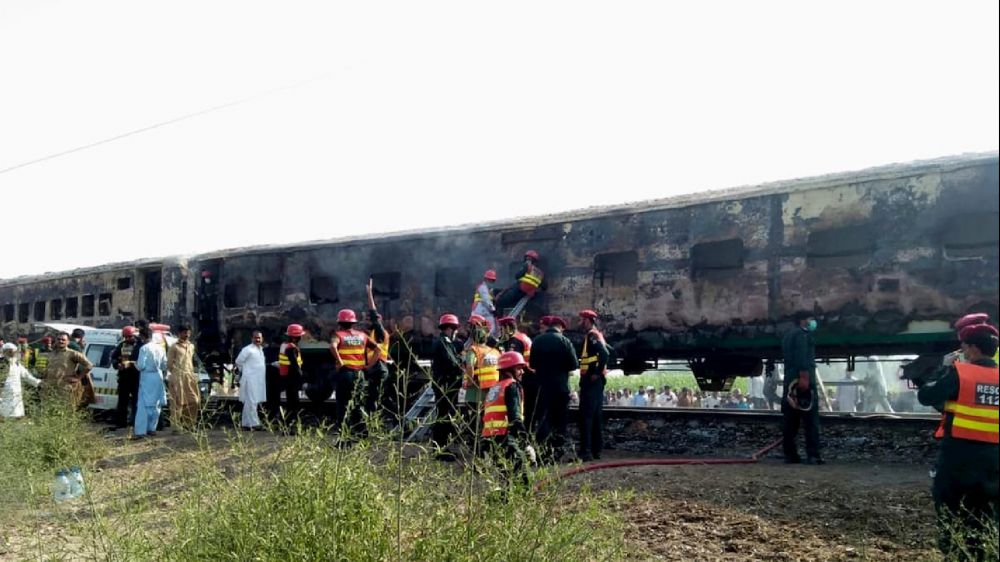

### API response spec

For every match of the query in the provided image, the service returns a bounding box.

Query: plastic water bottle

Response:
[53,469,71,503]
[69,466,86,499]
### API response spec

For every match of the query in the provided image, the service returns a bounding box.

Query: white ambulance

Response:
[40,323,211,410]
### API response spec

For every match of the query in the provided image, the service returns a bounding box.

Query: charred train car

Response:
[2,153,997,390]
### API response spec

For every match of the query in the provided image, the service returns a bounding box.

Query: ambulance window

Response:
[82,295,95,316]
[2,304,13,323]
[18,303,29,323]
[691,239,744,280]
[33,302,45,321]
[65,297,78,318]
[258,281,282,307]
[117,276,132,290]
[593,251,638,288]
[50,299,63,320]
[310,276,339,304]
[98,293,113,316]
[85,344,114,369]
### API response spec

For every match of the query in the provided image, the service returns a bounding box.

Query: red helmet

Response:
[41,336,53,344]
[498,351,527,371]
[122,326,137,338]
[468,314,489,328]
[497,316,516,327]
[959,323,999,342]
[579,309,599,321]
[524,250,539,261]
[541,315,566,328]
[286,324,305,337]
[955,313,989,339]
[438,313,460,328]
[337,309,358,323]
[16,336,28,343]
[484,269,497,281]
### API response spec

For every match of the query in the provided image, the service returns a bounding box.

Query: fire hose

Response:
[534,437,785,491]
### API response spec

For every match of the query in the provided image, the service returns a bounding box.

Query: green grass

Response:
[570,371,749,395]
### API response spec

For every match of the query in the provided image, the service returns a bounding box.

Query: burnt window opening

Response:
[258,281,282,307]
[941,212,1000,258]
[98,293,113,317]
[224,282,249,308]
[593,251,639,288]
[310,276,340,305]
[117,276,132,290]
[3,304,13,323]
[807,224,876,269]
[65,297,78,318]
[33,302,45,321]
[18,303,29,323]
[372,272,402,300]
[435,267,469,298]
[876,278,901,292]
[691,239,745,280]
[50,299,63,320]
[82,295,95,317]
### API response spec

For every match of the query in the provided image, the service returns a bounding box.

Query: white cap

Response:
[2,342,18,352]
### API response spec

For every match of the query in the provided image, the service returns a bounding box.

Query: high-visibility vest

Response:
[370,330,390,364]
[118,341,136,370]
[21,347,32,366]
[34,350,51,374]
[473,282,491,305]
[518,265,544,296]
[278,342,302,377]
[580,328,607,373]
[933,362,998,444]
[336,330,369,371]
[471,344,501,389]
[482,377,521,438]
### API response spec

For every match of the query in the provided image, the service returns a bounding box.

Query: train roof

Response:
[3,151,997,284]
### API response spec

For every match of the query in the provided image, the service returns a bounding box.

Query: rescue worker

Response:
[2,342,42,419]
[471,269,498,334]
[528,315,578,462]
[45,332,94,408]
[29,336,53,378]
[110,326,141,429]
[918,321,999,559]
[16,336,31,367]
[274,324,306,422]
[781,311,822,464]
[134,327,167,439]
[494,251,547,314]
[329,309,380,434]
[577,309,610,461]
[431,313,464,461]
[365,278,390,425]
[167,324,200,431]
[497,316,537,429]
[68,328,86,352]
[462,314,501,413]
[482,351,537,488]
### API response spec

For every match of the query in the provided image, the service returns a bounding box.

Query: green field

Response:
[569,371,749,395]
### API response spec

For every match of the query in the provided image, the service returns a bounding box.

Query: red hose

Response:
[534,437,784,491]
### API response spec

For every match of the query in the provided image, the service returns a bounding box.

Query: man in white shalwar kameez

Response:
[235,331,266,430]
[135,328,168,438]
[1,343,41,419]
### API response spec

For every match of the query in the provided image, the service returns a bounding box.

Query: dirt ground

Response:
[2,425,944,561]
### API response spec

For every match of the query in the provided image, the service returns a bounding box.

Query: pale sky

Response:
[1,0,997,280]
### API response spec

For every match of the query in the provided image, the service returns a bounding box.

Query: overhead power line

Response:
[0,72,334,177]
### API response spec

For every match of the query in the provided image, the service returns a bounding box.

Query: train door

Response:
[143,269,161,322]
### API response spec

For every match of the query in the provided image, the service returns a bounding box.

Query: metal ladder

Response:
[403,384,438,441]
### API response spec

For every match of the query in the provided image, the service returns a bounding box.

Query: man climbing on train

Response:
[494,250,547,316]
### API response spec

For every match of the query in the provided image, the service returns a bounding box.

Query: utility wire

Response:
[0,72,334,177]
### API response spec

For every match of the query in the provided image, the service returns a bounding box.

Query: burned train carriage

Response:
[1,153,997,391]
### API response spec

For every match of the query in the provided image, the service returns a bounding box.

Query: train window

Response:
[224,283,248,308]
[593,251,638,287]
[258,281,282,307]
[33,302,45,321]
[117,276,132,290]
[2,304,13,323]
[65,297,78,318]
[372,272,401,300]
[18,303,29,323]
[98,293,113,316]
[806,224,875,269]
[82,295,95,316]
[50,299,63,320]
[941,212,1000,258]
[310,276,339,305]
[691,239,744,279]
[435,267,469,298]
